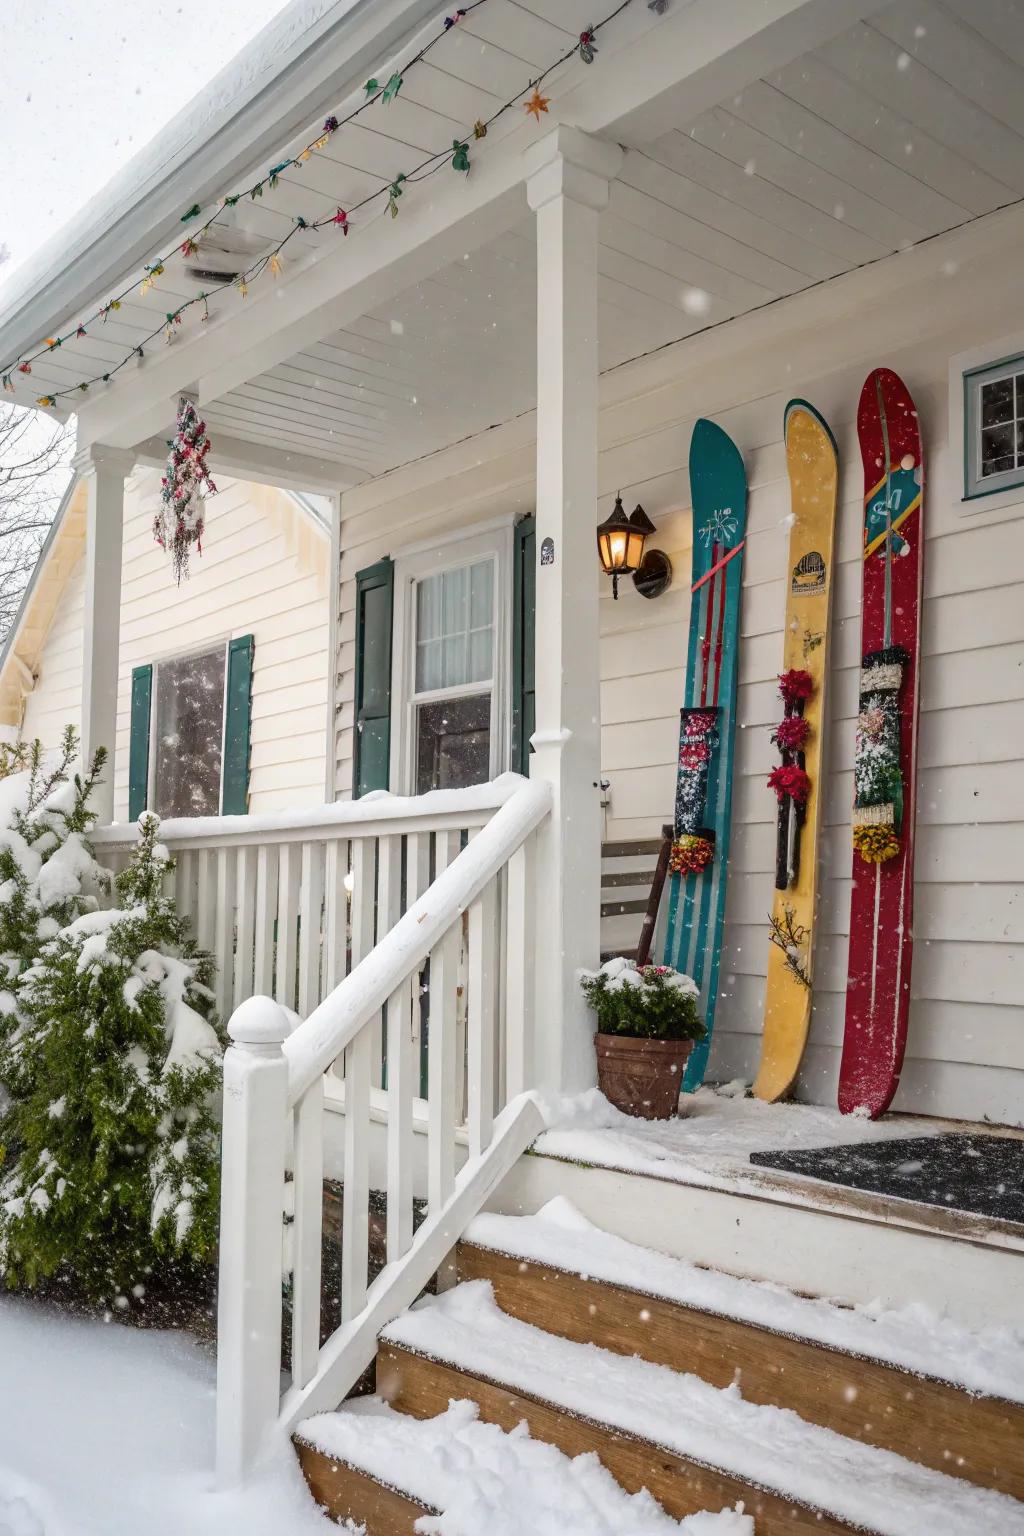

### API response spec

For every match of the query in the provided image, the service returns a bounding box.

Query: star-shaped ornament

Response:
[525,87,550,120]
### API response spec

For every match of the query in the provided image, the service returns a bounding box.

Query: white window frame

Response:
[389,524,513,796]
[950,333,1024,516]
[147,636,232,816]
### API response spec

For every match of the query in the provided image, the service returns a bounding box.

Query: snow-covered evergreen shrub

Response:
[0,812,224,1305]
[580,958,706,1041]
[0,731,110,1104]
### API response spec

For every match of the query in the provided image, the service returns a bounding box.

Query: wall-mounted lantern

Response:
[596,494,673,600]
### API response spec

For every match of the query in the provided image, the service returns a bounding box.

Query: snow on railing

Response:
[92,776,527,1031]
[213,776,552,1484]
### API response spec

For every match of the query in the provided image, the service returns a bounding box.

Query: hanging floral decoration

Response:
[852,645,909,864]
[768,668,814,890]
[671,707,719,877]
[154,398,217,585]
[2,0,673,405]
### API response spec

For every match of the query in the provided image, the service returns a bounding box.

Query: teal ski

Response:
[663,419,747,1090]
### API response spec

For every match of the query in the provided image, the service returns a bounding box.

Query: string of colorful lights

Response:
[3,0,669,409]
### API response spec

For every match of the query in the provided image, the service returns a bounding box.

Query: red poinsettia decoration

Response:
[767,764,811,805]
[772,714,811,751]
[778,669,813,706]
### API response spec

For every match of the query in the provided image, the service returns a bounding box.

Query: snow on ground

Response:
[534,1084,936,1194]
[0,1296,334,1536]
[466,1198,1024,1402]
[300,1397,752,1536]
[379,1281,1024,1536]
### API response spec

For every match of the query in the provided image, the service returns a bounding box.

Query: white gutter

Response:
[0,0,442,369]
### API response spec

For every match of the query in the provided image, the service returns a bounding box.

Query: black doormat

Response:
[748,1133,1024,1225]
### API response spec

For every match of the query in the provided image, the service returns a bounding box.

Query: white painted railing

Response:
[91,776,529,1035]
[209,776,551,1483]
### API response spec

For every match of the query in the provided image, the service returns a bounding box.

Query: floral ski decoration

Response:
[669,833,715,875]
[154,397,216,584]
[768,669,814,890]
[852,645,909,864]
[671,707,720,875]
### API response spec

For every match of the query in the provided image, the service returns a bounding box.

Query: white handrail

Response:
[91,774,525,851]
[284,777,553,1106]
[215,775,553,1485]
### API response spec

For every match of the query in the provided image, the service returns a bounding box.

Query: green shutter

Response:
[221,635,254,815]
[353,558,394,797]
[128,664,153,821]
[511,516,536,775]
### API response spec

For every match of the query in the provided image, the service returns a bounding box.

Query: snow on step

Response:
[379,1280,1024,1536]
[466,1197,1024,1402]
[298,1396,752,1536]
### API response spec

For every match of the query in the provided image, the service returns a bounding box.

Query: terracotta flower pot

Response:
[594,1032,694,1120]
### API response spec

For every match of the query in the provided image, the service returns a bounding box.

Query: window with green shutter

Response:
[128,638,254,819]
[353,558,394,797]
[511,516,536,776]
[128,665,153,820]
[222,635,254,815]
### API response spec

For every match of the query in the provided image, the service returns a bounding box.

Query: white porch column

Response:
[525,126,622,1095]
[76,444,135,823]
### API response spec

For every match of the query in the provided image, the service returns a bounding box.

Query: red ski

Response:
[839,369,924,1118]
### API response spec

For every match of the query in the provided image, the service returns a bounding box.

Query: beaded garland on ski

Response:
[669,707,719,874]
[154,399,217,584]
[852,645,909,864]
[767,669,814,890]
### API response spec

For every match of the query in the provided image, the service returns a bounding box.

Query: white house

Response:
[2,0,1023,1527]
[0,468,333,817]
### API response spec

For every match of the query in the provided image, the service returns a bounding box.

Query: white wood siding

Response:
[21,473,330,818]
[333,256,1024,1125]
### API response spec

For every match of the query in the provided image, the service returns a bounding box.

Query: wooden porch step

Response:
[375,1339,861,1534]
[294,1438,433,1534]
[457,1239,1024,1500]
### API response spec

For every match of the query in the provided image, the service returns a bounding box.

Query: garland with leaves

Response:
[154,398,217,583]
[3,0,673,406]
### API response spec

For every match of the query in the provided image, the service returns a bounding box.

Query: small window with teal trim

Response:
[964,356,1024,499]
[128,636,253,820]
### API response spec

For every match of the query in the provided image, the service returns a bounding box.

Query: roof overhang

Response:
[0,0,442,370]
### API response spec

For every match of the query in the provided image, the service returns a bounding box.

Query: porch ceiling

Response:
[17,0,1024,485]
[199,0,1024,480]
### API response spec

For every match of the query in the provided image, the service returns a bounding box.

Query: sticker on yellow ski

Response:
[753,400,838,1102]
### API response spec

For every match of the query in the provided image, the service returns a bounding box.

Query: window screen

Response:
[153,646,226,817]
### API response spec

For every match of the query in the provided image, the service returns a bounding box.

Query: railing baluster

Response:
[406,832,432,1095]
[341,1029,371,1322]
[467,879,498,1158]
[349,838,375,970]
[374,836,402,1089]
[175,850,196,932]
[298,841,325,1017]
[323,838,350,995]
[427,927,459,1215]
[290,1075,324,1391]
[195,849,215,954]
[386,975,415,1262]
[233,846,256,1011]
[504,834,535,1100]
[275,842,301,1012]
[214,849,236,1022]
[254,844,279,997]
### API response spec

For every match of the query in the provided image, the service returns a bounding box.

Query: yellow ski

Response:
[753,401,839,1102]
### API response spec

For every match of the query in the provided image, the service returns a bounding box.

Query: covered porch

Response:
[6,0,1024,1492]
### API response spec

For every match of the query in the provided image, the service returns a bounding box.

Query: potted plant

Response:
[580,957,706,1120]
